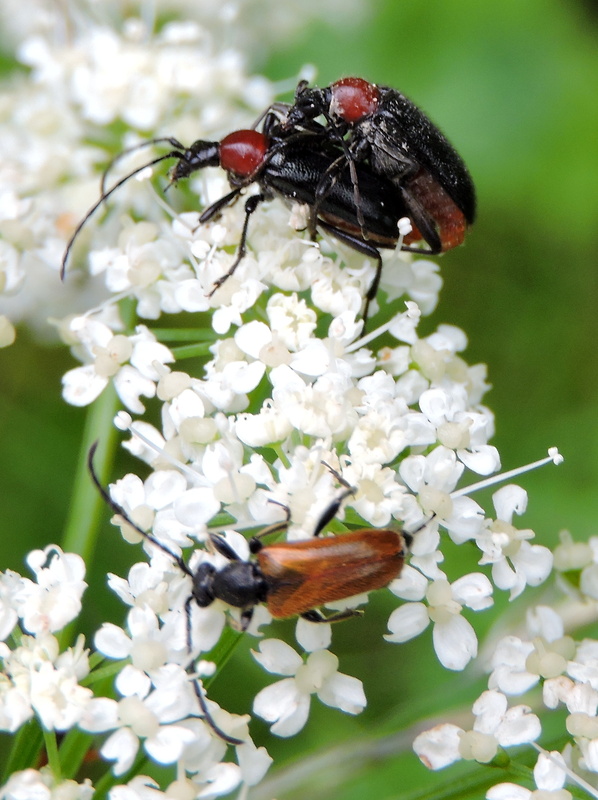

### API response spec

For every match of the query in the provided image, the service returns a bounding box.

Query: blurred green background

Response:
[1,0,597,797]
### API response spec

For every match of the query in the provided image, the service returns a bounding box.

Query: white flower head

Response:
[476,485,553,599]
[252,639,366,736]
[386,569,493,670]
[62,319,174,411]
[14,546,87,634]
[0,768,94,800]
[0,632,92,733]
[414,689,541,770]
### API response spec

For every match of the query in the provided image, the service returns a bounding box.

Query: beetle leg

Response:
[249,508,291,554]
[206,192,265,297]
[312,486,355,537]
[301,608,363,624]
[316,218,384,325]
[198,187,243,224]
[398,184,443,254]
[240,607,254,631]
[309,153,347,237]
[191,677,243,745]
[209,534,243,561]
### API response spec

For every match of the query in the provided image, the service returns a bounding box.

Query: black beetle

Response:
[282,77,476,256]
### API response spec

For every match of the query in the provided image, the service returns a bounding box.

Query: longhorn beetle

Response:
[88,443,416,741]
[282,76,476,255]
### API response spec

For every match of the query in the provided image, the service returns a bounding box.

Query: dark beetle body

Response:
[170,131,412,250]
[89,442,408,631]
[260,140,413,248]
[284,77,476,254]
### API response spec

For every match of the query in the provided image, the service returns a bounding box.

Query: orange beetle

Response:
[88,443,414,742]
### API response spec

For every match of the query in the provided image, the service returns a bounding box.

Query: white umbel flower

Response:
[252,639,366,736]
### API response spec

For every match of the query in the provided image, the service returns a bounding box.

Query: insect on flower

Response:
[282,76,476,256]
[88,443,417,740]
[60,90,466,322]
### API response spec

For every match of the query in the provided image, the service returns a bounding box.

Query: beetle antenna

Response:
[61,145,187,281]
[100,136,185,196]
[89,442,247,746]
[190,675,243,746]
[402,513,437,549]
[320,461,356,492]
[249,502,291,552]
[87,441,193,578]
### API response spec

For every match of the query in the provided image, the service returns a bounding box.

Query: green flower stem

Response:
[171,342,214,359]
[81,658,130,687]
[1,720,43,782]
[60,382,120,561]
[151,327,218,342]
[42,729,61,782]
[57,728,95,781]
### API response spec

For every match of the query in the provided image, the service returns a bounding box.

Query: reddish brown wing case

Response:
[257,529,406,618]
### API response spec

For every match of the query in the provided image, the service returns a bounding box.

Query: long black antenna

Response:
[88,442,244,745]
[61,138,187,280]
[87,442,191,576]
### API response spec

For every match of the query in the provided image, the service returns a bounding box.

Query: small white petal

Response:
[513,544,553,587]
[433,615,477,670]
[534,751,567,791]
[413,723,463,770]
[101,727,139,776]
[385,602,430,643]
[492,559,520,593]
[451,573,494,611]
[496,705,541,746]
[486,783,530,800]
[253,679,310,737]
[580,738,598,772]
[114,365,156,413]
[144,470,187,510]
[295,617,331,652]
[458,445,500,475]
[62,365,108,406]
[145,724,197,764]
[196,762,242,798]
[473,690,508,733]
[493,485,528,522]
[174,488,221,527]
[317,672,366,715]
[234,321,272,358]
[78,697,119,733]
[388,564,428,600]
[526,606,564,642]
[115,665,151,699]
[95,623,131,659]
[237,740,274,786]
[252,639,302,676]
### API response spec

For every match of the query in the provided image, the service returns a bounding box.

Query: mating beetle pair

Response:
[62,77,475,321]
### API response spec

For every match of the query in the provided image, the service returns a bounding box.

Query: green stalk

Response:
[60,382,120,560]
[42,729,61,783]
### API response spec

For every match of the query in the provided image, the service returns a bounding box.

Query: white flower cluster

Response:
[414,580,598,799]
[0,547,89,732]
[0,4,275,341]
